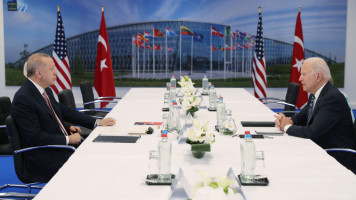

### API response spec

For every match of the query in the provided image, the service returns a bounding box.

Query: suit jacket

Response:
[287,82,355,170]
[11,79,96,182]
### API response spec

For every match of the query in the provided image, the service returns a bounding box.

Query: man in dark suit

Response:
[11,53,116,182]
[275,57,355,173]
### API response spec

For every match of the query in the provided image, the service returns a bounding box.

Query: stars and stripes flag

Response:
[51,6,71,94]
[94,7,116,108]
[290,8,307,108]
[252,7,267,99]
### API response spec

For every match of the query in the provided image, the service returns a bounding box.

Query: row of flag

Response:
[52,6,115,108]
[52,6,307,108]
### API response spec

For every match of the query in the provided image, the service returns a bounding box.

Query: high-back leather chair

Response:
[79,81,120,111]
[0,96,12,155]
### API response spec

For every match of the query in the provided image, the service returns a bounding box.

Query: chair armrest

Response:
[0,192,36,199]
[84,100,118,106]
[259,97,282,101]
[78,109,110,113]
[14,145,76,154]
[325,148,356,154]
[264,101,296,108]
[97,96,122,100]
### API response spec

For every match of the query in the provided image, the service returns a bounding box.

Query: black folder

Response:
[240,121,275,127]
[93,135,140,143]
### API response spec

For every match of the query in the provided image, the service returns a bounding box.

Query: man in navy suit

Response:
[275,57,355,173]
[11,53,116,182]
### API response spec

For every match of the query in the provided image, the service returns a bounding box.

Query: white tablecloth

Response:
[34,88,356,200]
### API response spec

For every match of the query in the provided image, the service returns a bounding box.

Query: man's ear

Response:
[35,69,41,79]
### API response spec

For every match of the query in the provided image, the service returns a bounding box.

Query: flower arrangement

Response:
[186,120,215,144]
[186,120,215,158]
[178,76,200,116]
[192,171,242,200]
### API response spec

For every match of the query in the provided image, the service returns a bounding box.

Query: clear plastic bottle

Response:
[169,85,176,107]
[209,85,217,110]
[168,102,180,132]
[202,75,209,94]
[240,132,256,183]
[158,131,172,183]
[216,96,226,129]
[170,75,176,89]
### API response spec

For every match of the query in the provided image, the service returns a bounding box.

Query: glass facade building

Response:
[32,20,334,79]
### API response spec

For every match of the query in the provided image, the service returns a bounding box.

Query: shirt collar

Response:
[28,78,45,96]
[312,82,327,106]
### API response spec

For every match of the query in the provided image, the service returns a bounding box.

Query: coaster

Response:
[237,174,269,186]
[146,174,176,185]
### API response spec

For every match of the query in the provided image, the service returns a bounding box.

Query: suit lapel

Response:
[308,82,331,124]
[25,79,55,118]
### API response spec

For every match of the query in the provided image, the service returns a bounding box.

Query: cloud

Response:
[151,0,184,19]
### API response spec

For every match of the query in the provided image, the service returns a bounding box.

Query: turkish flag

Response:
[290,10,307,108]
[94,9,116,108]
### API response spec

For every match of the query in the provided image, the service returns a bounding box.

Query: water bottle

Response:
[216,96,226,129]
[158,131,172,183]
[202,75,209,94]
[168,102,180,132]
[209,85,217,110]
[170,75,176,89]
[169,85,176,107]
[240,132,256,183]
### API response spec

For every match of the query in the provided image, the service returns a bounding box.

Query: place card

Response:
[169,168,192,200]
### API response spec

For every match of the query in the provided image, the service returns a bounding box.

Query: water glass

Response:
[166,82,171,90]
[255,151,265,180]
[148,150,158,175]
[225,109,232,117]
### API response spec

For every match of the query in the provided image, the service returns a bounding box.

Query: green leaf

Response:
[209,182,218,189]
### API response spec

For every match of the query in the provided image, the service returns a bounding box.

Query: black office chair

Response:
[79,81,120,112]
[58,88,109,120]
[0,96,12,155]
[0,116,75,198]
[57,89,96,138]
[259,82,300,116]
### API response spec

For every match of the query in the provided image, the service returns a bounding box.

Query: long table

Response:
[34,88,356,200]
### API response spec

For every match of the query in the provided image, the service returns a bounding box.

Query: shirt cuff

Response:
[94,119,101,128]
[284,124,292,133]
[65,136,69,145]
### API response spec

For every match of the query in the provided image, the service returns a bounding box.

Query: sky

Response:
[3,0,347,63]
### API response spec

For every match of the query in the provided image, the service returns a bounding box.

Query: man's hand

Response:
[279,116,293,131]
[68,133,81,145]
[99,117,116,126]
[69,126,81,134]
[274,113,285,129]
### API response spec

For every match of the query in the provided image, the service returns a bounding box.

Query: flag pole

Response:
[165,28,168,78]
[191,34,193,76]
[210,26,212,79]
[180,25,182,77]
[153,28,155,78]
[137,32,140,78]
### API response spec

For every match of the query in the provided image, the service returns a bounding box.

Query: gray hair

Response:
[305,57,332,81]
[26,53,51,77]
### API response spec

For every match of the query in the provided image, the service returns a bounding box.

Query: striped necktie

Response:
[307,94,315,123]
[43,92,69,136]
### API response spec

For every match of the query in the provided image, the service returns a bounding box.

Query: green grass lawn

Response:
[5,63,345,87]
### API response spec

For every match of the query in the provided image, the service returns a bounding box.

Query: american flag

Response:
[252,7,267,99]
[51,7,71,94]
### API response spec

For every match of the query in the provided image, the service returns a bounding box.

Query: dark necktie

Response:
[43,92,69,136]
[307,94,315,123]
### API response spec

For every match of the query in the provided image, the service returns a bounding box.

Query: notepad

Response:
[93,135,140,143]
[240,121,275,127]
[255,131,283,135]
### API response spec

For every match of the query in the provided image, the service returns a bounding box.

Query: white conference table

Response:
[34,88,356,200]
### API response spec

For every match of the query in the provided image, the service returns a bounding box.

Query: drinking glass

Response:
[255,151,265,180]
[148,150,158,175]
